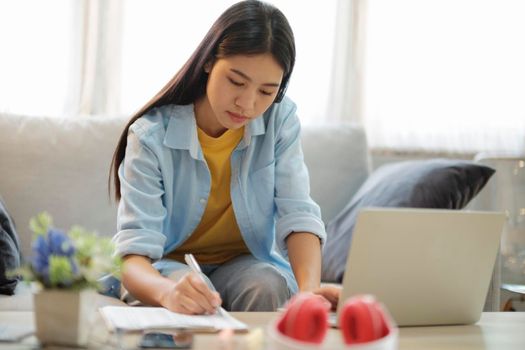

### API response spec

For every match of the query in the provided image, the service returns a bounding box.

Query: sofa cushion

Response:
[0,113,127,259]
[301,123,371,224]
[321,159,496,282]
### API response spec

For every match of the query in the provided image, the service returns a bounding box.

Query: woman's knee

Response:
[229,265,291,311]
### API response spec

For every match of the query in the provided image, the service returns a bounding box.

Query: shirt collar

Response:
[240,113,265,149]
[163,104,267,157]
[163,104,201,159]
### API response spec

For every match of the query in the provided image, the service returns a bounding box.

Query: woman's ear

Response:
[204,61,213,73]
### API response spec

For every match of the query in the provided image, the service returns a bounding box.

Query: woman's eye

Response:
[228,78,244,87]
[260,90,273,96]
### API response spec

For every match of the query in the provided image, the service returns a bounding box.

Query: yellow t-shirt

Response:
[168,126,249,264]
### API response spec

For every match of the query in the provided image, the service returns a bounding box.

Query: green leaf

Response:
[6,265,35,283]
[23,215,123,291]
[29,212,53,237]
[48,256,74,287]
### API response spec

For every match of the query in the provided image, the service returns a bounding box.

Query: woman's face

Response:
[195,53,284,137]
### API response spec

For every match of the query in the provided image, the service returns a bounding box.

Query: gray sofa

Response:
[0,112,370,310]
[0,112,501,313]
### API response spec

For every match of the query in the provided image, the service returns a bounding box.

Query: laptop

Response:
[333,207,505,327]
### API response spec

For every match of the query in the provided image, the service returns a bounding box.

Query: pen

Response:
[184,253,224,315]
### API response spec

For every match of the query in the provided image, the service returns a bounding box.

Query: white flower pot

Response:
[33,288,97,347]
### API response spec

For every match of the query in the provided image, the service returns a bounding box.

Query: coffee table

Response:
[1,307,525,349]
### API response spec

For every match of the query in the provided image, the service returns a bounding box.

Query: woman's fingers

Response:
[187,273,222,306]
[174,273,221,314]
[177,293,208,314]
[160,272,223,314]
[312,285,341,310]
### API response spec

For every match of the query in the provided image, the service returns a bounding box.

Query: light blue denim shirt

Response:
[113,96,326,293]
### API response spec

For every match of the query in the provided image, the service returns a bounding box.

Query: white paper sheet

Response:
[99,306,248,332]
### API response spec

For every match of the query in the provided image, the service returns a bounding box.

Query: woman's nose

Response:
[235,88,256,112]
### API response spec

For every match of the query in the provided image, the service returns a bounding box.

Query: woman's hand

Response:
[286,232,341,310]
[159,272,222,315]
[310,284,342,311]
[120,255,222,315]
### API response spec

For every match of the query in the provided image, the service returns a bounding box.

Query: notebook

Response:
[100,306,248,332]
[333,207,505,327]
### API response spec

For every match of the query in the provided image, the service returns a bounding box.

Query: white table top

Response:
[1,310,524,349]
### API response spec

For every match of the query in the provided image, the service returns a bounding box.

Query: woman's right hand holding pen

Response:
[159,272,222,315]
[120,255,221,316]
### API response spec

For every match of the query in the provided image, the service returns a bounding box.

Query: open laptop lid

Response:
[335,208,505,327]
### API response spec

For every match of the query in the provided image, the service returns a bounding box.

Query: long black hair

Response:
[110,0,296,200]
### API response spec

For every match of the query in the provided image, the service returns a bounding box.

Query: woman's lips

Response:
[227,111,249,123]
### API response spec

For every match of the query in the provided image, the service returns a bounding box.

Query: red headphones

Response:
[276,293,328,344]
[339,295,392,344]
[276,293,392,345]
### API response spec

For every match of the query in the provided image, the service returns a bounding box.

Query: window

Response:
[120,0,337,124]
[363,0,525,154]
[1,1,337,122]
[0,0,76,116]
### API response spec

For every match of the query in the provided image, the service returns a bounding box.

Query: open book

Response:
[100,306,248,332]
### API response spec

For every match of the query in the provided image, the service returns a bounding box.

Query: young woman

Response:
[109,0,340,314]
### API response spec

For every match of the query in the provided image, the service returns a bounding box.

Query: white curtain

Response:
[0,0,123,117]
[326,0,367,124]
[118,0,337,123]
[76,0,123,115]
[332,0,525,155]
[0,0,74,117]
[4,0,524,156]
[0,0,337,123]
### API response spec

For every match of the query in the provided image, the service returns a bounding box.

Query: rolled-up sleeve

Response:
[273,107,326,255]
[113,125,167,260]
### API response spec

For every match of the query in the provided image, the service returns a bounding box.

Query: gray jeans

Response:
[116,254,292,311]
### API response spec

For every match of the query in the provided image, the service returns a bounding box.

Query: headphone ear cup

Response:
[372,301,391,338]
[276,294,328,344]
[340,296,389,345]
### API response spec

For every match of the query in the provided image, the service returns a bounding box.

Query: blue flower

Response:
[31,229,77,286]
[47,229,75,257]
[31,235,50,283]
[22,212,122,290]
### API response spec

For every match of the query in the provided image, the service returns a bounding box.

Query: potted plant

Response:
[13,212,121,347]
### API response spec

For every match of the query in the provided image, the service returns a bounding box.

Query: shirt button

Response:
[200,198,206,204]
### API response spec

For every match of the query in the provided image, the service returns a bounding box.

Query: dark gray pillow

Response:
[0,197,22,295]
[321,159,495,283]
